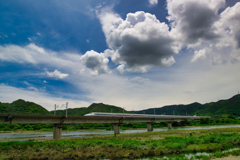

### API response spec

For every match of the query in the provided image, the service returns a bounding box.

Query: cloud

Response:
[0,43,86,75]
[167,0,225,44]
[200,2,240,64]
[165,0,240,65]
[80,50,110,75]
[116,64,125,74]
[214,2,240,49]
[149,0,158,5]
[77,60,240,110]
[191,49,207,62]
[23,81,39,91]
[0,84,90,111]
[46,70,69,79]
[98,10,178,72]
[92,1,239,73]
[236,31,240,49]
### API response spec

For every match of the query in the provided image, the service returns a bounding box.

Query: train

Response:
[84,112,196,119]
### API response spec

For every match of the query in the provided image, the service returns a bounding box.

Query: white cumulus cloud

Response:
[98,10,178,73]
[46,70,69,79]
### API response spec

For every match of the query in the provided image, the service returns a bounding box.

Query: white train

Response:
[84,112,196,119]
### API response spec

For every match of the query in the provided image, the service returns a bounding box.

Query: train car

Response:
[84,112,187,118]
[84,112,202,119]
[84,112,161,117]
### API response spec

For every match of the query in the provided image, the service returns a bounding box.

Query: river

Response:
[1,124,240,142]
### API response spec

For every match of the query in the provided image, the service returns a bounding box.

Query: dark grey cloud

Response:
[235,30,240,49]
[85,57,101,69]
[80,50,109,75]
[119,35,174,67]
[167,0,225,44]
[179,2,220,42]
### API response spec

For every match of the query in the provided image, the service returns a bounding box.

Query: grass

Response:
[1,127,240,159]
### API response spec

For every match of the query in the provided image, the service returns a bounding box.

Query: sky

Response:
[0,0,240,111]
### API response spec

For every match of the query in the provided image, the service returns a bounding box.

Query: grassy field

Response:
[1,128,240,159]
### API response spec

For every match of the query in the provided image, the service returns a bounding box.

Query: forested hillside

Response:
[1,94,240,117]
[132,102,207,116]
[0,99,51,115]
[196,94,240,117]
[50,103,128,116]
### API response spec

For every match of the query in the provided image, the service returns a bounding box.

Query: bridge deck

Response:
[0,114,206,124]
[0,114,209,139]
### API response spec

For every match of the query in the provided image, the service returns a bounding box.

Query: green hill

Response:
[196,94,240,117]
[50,103,128,116]
[132,102,207,116]
[1,94,240,117]
[0,99,51,115]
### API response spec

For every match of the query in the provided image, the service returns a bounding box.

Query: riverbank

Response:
[1,124,240,143]
[213,156,240,160]
[1,127,240,159]
[1,123,240,134]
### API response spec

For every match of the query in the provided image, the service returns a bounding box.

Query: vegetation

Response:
[1,128,240,159]
[50,103,128,116]
[0,117,239,133]
[196,94,240,117]
[133,94,240,117]
[0,99,51,115]
[132,102,207,116]
[0,94,240,117]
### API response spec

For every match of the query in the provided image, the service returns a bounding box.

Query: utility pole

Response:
[111,109,113,114]
[154,109,155,115]
[123,108,125,118]
[54,104,56,116]
[66,102,68,118]
[173,110,174,115]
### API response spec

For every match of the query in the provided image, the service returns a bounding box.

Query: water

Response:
[1,124,240,142]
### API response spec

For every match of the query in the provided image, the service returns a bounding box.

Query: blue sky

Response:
[0,0,240,111]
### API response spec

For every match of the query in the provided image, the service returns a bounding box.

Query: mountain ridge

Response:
[1,94,240,117]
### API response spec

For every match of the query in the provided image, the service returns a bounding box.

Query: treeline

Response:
[50,103,128,116]
[0,116,239,132]
[1,94,240,117]
[134,94,240,117]
[0,99,51,115]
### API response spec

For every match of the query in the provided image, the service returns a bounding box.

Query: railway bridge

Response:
[0,113,208,139]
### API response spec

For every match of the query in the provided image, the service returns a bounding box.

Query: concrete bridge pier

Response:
[167,122,173,129]
[112,123,121,134]
[147,123,153,131]
[53,124,63,139]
